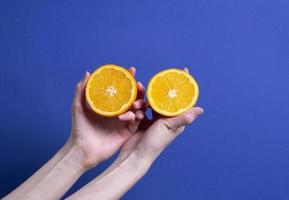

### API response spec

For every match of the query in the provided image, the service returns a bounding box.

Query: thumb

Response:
[72,71,90,111]
[164,107,204,131]
[132,107,204,163]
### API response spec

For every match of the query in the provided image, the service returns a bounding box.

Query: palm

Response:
[72,105,133,165]
[70,67,144,168]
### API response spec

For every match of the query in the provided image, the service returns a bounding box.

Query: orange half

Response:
[147,68,199,117]
[85,64,137,117]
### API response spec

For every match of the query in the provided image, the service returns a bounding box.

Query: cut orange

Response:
[147,68,199,117]
[85,64,137,117]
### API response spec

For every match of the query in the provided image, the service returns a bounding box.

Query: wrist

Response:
[61,138,91,173]
[116,151,153,178]
[5,138,89,200]
[66,150,153,200]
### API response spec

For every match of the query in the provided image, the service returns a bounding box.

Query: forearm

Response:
[66,153,151,200]
[4,139,87,200]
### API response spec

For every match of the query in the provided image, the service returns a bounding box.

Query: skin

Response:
[4,67,204,200]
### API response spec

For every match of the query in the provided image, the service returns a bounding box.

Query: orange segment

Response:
[85,64,137,117]
[147,68,199,117]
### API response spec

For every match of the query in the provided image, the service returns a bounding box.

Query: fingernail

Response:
[130,67,136,73]
[194,107,204,115]
[184,67,189,73]
[133,102,139,108]
[83,71,88,79]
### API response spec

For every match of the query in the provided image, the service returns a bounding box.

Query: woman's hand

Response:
[68,67,146,169]
[67,108,203,200]
[118,68,204,167]
[67,68,204,200]
[118,108,203,165]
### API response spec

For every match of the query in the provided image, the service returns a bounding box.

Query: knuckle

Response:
[185,112,198,124]
[160,119,185,136]
[128,111,136,119]
[161,119,175,130]
[136,111,144,120]
[158,119,178,135]
[184,114,194,124]
[71,102,81,113]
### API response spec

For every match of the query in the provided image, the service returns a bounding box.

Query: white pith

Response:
[168,89,177,98]
[106,86,117,96]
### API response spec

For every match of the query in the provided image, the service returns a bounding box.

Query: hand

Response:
[118,68,204,165]
[68,67,145,169]
[118,107,204,167]
[66,68,204,200]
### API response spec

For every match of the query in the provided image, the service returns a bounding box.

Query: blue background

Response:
[1,0,289,199]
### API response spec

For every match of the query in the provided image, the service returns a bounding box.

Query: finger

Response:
[133,99,145,110]
[118,111,136,122]
[128,118,141,133]
[82,71,90,87]
[137,81,145,99]
[134,107,203,158]
[135,110,144,120]
[165,107,204,130]
[183,67,189,73]
[128,67,136,77]
[73,71,90,107]
[126,110,145,133]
